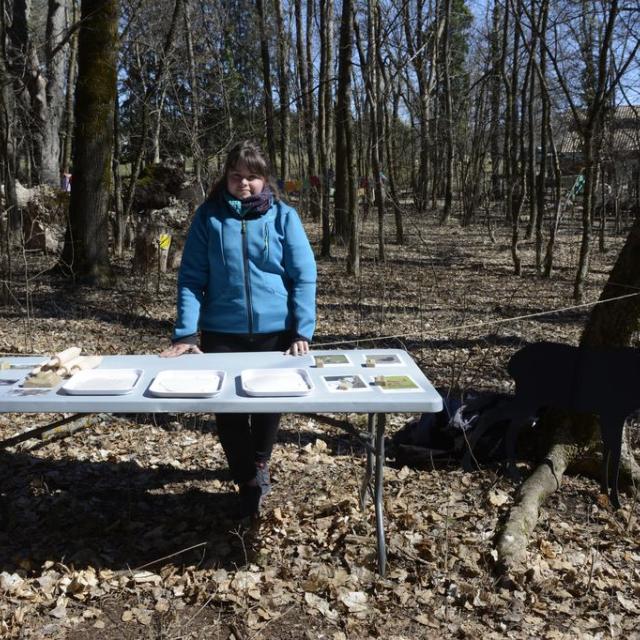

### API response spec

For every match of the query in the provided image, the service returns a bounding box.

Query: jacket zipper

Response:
[241,219,254,336]
[263,223,269,260]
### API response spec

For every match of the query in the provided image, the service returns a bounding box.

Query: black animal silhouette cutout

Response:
[463,341,640,507]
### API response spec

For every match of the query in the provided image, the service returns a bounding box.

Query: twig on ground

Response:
[129,542,208,572]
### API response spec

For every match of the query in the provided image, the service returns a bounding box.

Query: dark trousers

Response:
[201,330,292,485]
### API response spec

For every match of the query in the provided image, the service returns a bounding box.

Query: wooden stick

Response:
[0,413,112,450]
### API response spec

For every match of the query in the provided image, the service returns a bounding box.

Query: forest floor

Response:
[0,209,639,639]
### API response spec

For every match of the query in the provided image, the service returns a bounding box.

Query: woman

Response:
[162,140,317,518]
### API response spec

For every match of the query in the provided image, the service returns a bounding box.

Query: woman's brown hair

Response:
[208,140,281,201]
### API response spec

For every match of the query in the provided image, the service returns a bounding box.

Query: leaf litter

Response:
[0,217,639,639]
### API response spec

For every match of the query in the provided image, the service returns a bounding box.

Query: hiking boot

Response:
[237,464,272,520]
[255,463,272,498]
[238,483,262,520]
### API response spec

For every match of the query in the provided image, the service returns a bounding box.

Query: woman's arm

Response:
[282,206,317,344]
[285,339,309,356]
[160,343,203,357]
[172,204,211,342]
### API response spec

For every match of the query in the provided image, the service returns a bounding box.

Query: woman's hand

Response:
[285,340,309,356]
[160,343,203,357]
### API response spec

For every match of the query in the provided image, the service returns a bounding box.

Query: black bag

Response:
[390,389,516,465]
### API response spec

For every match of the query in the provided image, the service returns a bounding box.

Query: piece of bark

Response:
[22,370,62,388]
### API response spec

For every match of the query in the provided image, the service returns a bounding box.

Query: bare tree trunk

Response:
[112,94,125,257]
[183,0,203,189]
[515,10,536,252]
[0,34,20,244]
[60,0,119,284]
[525,60,537,240]
[274,0,289,181]
[372,4,386,260]
[502,0,522,275]
[151,84,169,164]
[535,0,549,273]
[304,0,319,220]
[256,0,277,170]
[574,130,597,301]
[488,0,502,200]
[318,0,333,256]
[334,0,355,246]
[355,0,386,260]
[598,164,608,253]
[461,77,489,227]
[386,87,403,244]
[543,127,562,277]
[440,0,454,225]
[39,0,69,185]
[123,44,149,220]
[61,0,78,175]
[295,0,318,218]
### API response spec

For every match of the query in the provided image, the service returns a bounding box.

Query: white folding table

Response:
[0,349,442,574]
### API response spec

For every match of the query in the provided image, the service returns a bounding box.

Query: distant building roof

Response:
[611,105,640,121]
[558,105,640,155]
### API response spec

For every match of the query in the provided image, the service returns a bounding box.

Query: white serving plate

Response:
[322,374,370,392]
[149,370,224,397]
[241,368,314,396]
[61,369,143,395]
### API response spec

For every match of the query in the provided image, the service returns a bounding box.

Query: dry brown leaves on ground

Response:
[1,215,639,639]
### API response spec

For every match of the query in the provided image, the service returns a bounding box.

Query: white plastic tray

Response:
[241,368,314,396]
[322,374,370,392]
[148,370,224,397]
[61,369,143,395]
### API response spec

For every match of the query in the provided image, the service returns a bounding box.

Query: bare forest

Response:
[1,0,640,638]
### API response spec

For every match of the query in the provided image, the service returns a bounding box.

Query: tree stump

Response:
[132,221,171,275]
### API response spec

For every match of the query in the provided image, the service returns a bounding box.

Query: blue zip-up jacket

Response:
[173,197,317,343]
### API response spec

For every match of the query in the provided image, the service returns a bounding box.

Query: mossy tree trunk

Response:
[60,0,119,284]
[580,219,640,347]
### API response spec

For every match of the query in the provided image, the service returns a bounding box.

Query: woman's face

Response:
[226,163,266,199]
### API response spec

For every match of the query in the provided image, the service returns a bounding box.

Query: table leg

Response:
[359,413,376,509]
[374,413,387,576]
